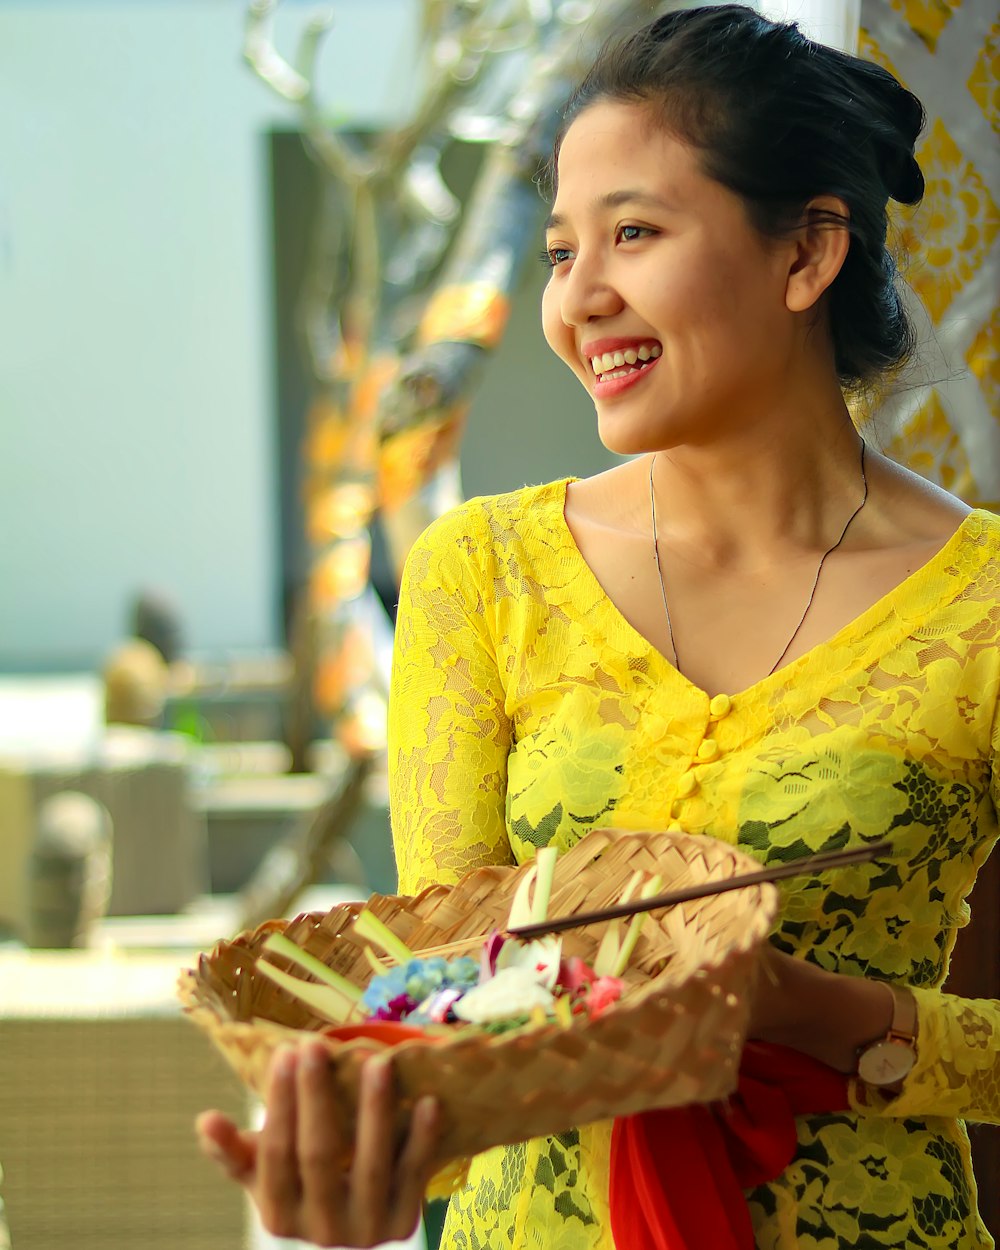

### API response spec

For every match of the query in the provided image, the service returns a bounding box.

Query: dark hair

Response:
[550,4,926,391]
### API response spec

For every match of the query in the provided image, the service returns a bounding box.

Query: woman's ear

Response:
[785,195,851,313]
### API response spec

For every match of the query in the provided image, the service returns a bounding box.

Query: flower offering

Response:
[256,846,632,1037]
[179,829,778,1169]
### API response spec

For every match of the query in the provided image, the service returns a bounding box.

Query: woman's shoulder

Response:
[867,454,998,573]
[409,478,575,563]
[956,509,1000,596]
[965,507,1000,543]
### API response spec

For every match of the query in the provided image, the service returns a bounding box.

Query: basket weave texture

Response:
[179,829,777,1164]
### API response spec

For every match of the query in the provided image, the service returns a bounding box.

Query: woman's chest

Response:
[564,523,949,697]
[501,667,996,870]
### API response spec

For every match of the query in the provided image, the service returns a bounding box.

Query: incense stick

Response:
[506,839,893,939]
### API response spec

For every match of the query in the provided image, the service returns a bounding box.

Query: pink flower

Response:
[480,930,507,980]
[584,976,624,1020]
[373,992,418,1021]
[560,956,596,995]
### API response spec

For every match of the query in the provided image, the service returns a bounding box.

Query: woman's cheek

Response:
[540,291,577,373]
[540,285,561,354]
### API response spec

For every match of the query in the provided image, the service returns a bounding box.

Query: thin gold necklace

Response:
[648,443,869,677]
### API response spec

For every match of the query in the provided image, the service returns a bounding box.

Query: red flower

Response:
[585,976,624,1020]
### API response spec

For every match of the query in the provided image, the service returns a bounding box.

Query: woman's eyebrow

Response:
[545,189,679,232]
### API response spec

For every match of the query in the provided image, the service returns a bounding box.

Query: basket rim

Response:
[179,829,778,1065]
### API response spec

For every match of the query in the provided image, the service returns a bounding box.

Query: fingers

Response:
[297,1040,350,1245]
[350,1057,395,1244]
[389,1095,442,1241]
[195,1109,257,1184]
[257,1046,305,1237]
[201,1042,443,1249]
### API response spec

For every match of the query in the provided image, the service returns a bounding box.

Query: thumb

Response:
[196,1109,258,1184]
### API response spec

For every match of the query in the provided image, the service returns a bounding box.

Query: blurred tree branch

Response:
[240,0,662,845]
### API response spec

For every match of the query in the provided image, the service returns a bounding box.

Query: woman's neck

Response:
[642,407,867,572]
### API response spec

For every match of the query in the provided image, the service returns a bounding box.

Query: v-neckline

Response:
[553,476,985,702]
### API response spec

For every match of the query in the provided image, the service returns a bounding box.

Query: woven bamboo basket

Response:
[179,829,777,1165]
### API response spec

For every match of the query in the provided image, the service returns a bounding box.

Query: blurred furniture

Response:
[0,728,208,938]
[196,770,337,893]
[164,654,292,744]
[0,949,249,1250]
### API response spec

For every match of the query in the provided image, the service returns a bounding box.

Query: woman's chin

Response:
[596,419,678,459]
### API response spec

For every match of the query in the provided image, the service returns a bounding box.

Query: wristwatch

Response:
[856,983,918,1087]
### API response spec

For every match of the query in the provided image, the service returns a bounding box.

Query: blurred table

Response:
[0,948,249,1250]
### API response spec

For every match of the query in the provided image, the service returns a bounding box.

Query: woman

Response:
[198,7,1000,1247]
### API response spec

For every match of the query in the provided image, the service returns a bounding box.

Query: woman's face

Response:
[541,100,801,455]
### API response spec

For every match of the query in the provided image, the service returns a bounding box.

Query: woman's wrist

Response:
[749,947,895,1073]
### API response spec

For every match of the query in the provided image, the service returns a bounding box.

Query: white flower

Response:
[493,936,562,989]
[453,966,555,1024]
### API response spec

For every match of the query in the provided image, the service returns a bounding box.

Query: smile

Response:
[588,343,662,380]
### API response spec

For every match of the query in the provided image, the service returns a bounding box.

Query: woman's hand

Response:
[748,944,895,1073]
[196,1039,441,1248]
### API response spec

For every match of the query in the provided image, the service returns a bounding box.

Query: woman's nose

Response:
[559,259,623,327]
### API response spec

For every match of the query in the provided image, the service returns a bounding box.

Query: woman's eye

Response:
[617,224,650,243]
[539,245,572,268]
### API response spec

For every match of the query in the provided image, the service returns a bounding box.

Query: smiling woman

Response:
[198,7,1000,1250]
[540,107,836,454]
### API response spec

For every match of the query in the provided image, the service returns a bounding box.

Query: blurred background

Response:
[0,0,995,1247]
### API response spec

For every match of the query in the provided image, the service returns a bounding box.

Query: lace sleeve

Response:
[852,989,1000,1124]
[387,506,516,895]
[854,707,1000,1125]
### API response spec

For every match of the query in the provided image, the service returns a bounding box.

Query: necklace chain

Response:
[649,443,869,678]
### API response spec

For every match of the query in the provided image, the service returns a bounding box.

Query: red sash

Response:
[609,1042,851,1249]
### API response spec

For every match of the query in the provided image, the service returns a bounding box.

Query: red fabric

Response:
[609,1042,850,1250]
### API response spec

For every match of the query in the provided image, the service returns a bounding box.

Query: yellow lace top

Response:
[388,478,1000,1250]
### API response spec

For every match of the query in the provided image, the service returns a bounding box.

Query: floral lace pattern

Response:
[388,479,1000,1249]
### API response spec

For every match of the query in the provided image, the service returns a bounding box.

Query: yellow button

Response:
[709,693,732,719]
[677,772,698,798]
[697,738,720,762]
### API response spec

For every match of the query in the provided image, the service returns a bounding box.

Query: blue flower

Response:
[362,954,483,1018]
[361,964,409,1012]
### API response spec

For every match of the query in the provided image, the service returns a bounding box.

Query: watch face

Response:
[857,1040,917,1086]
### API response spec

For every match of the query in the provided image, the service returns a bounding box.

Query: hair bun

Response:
[883,82,924,203]
[845,58,925,204]
[891,82,925,141]
[882,147,924,204]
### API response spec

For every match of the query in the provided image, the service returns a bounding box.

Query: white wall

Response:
[0,0,417,670]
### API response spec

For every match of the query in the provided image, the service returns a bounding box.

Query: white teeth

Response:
[588,343,661,377]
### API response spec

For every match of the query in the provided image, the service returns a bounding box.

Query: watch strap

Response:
[882,982,918,1047]
[856,982,918,1087]
[855,980,920,1090]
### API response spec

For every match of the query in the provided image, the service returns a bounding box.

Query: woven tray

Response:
[179,829,777,1164]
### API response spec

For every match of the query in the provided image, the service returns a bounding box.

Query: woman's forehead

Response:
[550,105,702,217]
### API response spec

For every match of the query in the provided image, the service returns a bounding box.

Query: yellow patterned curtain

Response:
[858,0,999,510]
